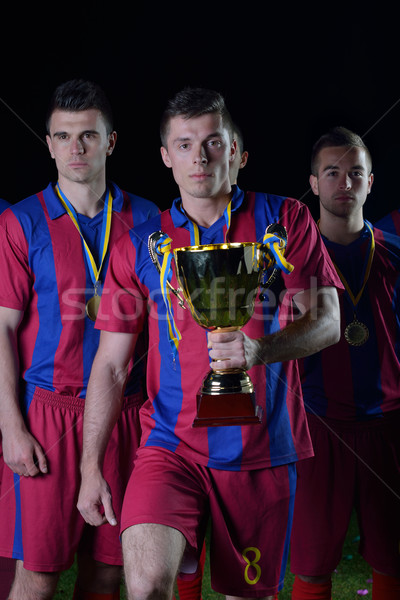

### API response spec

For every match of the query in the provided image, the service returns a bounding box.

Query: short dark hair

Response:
[160,87,234,147]
[45,79,114,134]
[311,126,372,175]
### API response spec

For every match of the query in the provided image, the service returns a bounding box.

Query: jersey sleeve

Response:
[96,231,148,334]
[280,199,343,300]
[0,212,32,311]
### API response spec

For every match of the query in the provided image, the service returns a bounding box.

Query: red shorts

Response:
[0,386,143,572]
[290,411,400,577]
[121,446,296,597]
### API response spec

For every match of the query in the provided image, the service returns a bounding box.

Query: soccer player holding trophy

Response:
[78,87,342,599]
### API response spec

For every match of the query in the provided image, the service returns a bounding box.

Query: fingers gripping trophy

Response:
[148,224,294,427]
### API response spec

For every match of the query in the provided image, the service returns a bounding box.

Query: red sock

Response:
[73,584,120,600]
[176,543,206,600]
[372,571,400,600]
[292,575,332,600]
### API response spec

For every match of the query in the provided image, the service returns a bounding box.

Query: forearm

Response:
[80,359,127,474]
[78,330,137,526]
[247,286,341,367]
[0,322,23,435]
[80,330,137,475]
[250,309,338,368]
[209,286,341,370]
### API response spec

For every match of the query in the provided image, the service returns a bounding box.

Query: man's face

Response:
[160,113,235,201]
[310,146,373,219]
[46,108,116,186]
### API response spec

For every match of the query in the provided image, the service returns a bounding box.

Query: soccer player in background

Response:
[290,127,400,600]
[0,80,160,599]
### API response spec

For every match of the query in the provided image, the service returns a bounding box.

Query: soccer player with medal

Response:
[290,127,400,600]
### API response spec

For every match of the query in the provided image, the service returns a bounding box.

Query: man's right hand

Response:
[77,469,117,527]
[2,427,47,477]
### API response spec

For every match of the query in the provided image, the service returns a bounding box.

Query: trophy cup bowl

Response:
[172,243,261,426]
[148,225,289,427]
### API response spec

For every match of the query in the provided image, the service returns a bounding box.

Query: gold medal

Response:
[344,318,369,346]
[55,183,113,324]
[86,294,101,321]
[319,221,375,349]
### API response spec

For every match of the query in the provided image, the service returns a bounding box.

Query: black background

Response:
[1,3,399,223]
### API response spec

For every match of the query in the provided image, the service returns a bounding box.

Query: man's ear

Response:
[229,139,237,163]
[309,174,319,196]
[106,131,117,156]
[240,151,249,170]
[160,146,172,168]
[46,135,55,159]
[367,172,374,194]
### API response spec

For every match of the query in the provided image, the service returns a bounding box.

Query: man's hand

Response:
[77,470,117,527]
[2,427,47,477]
[208,329,261,371]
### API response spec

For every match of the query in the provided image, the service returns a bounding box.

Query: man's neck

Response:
[57,177,107,218]
[318,213,364,246]
[181,193,232,228]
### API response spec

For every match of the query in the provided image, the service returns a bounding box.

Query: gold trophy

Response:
[148,224,292,427]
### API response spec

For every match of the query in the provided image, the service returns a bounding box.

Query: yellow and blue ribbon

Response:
[55,183,113,293]
[331,221,375,307]
[262,231,294,274]
[155,234,182,359]
[186,200,232,245]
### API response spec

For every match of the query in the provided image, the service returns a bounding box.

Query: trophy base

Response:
[192,391,263,428]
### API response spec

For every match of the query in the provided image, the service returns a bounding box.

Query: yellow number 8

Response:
[242,546,261,585]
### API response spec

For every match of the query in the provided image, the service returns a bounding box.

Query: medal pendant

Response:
[86,294,101,321]
[344,318,369,346]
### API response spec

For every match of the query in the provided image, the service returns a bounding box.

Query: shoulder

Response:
[248,190,306,215]
[110,182,160,217]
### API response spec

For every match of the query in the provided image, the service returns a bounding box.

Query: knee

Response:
[12,562,59,599]
[124,567,175,600]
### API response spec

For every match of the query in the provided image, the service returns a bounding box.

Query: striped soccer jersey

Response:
[300,222,400,420]
[0,181,160,403]
[375,208,400,235]
[98,186,342,470]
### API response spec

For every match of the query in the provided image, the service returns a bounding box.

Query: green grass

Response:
[55,511,372,599]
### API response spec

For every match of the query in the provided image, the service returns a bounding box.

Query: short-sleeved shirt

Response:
[375,208,400,235]
[300,222,400,420]
[96,186,341,470]
[97,186,341,470]
[0,182,160,404]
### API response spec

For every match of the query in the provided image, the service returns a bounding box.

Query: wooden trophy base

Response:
[192,391,263,427]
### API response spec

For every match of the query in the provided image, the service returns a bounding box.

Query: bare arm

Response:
[77,329,138,527]
[0,306,48,477]
[208,286,340,369]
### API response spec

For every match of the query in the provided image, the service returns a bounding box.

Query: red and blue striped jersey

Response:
[300,222,400,420]
[98,187,342,470]
[375,209,400,235]
[0,182,159,402]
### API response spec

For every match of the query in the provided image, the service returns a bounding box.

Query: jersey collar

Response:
[170,184,244,230]
[43,181,124,220]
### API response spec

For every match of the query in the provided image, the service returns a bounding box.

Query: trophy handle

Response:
[148,231,186,307]
[259,223,288,299]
